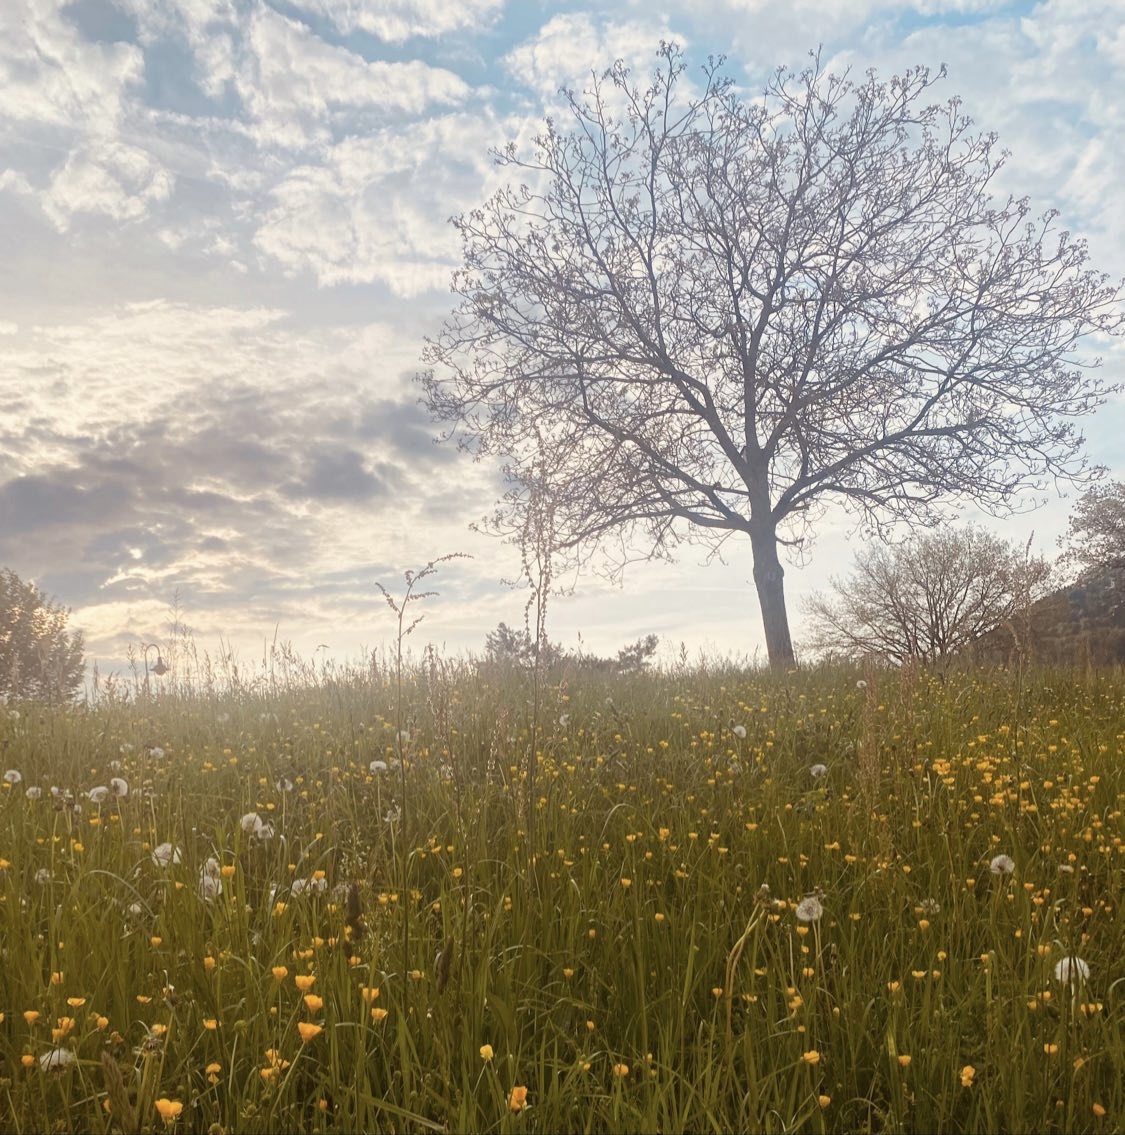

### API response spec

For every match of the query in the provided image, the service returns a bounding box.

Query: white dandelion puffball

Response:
[39,1048,76,1073]
[202,856,221,879]
[1054,956,1090,985]
[109,777,129,797]
[989,854,1015,876]
[276,776,294,792]
[240,811,262,833]
[253,820,275,842]
[732,724,747,739]
[809,763,828,779]
[856,679,868,690]
[25,785,42,800]
[35,867,52,885]
[558,713,571,728]
[396,730,411,745]
[87,785,110,804]
[291,876,328,897]
[795,895,824,923]
[3,769,22,785]
[369,760,388,774]
[198,873,222,902]
[148,746,166,759]
[151,842,182,868]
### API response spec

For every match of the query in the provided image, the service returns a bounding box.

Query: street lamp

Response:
[143,643,169,696]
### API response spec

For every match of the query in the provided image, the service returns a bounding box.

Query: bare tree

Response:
[803,526,1051,664]
[421,45,1124,668]
[1059,480,1125,579]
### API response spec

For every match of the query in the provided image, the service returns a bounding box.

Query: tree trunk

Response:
[749,522,796,669]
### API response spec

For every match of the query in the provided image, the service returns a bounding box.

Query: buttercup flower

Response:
[508,1085,528,1112]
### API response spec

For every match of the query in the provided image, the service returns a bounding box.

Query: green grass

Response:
[0,660,1122,1133]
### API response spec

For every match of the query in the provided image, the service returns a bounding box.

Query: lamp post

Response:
[143,643,169,697]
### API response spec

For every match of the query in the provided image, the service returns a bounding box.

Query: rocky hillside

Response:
[968,562,1125,666]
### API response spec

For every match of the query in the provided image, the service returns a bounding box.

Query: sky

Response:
[1,0,1123,680]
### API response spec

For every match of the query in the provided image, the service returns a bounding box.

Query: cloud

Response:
[504,12,684,98]
[0,299,502,658]
[286,0,507,42]
[234,5,472,150]
[252,110,509,293]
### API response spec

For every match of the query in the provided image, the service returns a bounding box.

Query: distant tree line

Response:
[484,622,659,674]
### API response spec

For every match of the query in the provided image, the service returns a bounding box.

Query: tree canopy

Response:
[422,45,1124,667]
[0,568,85,703]
[1059,480,1125,578]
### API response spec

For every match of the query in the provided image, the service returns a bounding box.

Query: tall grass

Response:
[0,659,1121,1133]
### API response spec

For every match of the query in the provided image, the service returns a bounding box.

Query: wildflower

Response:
[508,1085,528,1112]
[87,785,110,803]
[151,843,182,868]
[4,769,23,784]
[294,974,316,992]
[802,1050,821,1065]
[303,994,324,1013]
[360,986,380,1003]
[989,854,1015,876]
[154,1098,183,1125]
[732,724,747,739]
[1054,956,1091,986]
[148,746,166,760]
[206,1062,221,1084]
[203,1018,218,1030]
[558,714,570,727]
[297,1022,323,1043]
[271,966,288,982]
[795,896,824,923]
[897,1054,912,1068]
[856,679,867,690]
[25,785,42,799]
[809,763,828,779]
[276,777,293,792]
[369,760,388,774]
[110,777,129,797]
[480,1044,494,1061]
[240,812,261,833]
[24,1010,40,1024]
[960,1065,975,1087]
[370,1007,388,1022]
[818,1094,831,1108]
[198,874,221,902]
[39,1048,75,1073]
[613,1062,629,1078]
[1093,1103,1107,1118]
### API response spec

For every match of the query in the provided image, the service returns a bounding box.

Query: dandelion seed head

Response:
[795,895,824,923]
[809,763,828,779]
[1054,956,1090,986]
[732,724,747,739]
[989,854,1015,876]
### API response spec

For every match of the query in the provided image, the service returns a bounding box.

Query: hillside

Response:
[969,562,1125,666]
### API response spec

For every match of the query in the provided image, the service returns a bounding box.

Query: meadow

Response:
[0,657,1121,1134]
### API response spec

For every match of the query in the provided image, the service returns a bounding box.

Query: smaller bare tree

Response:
[1059,480,1125,579]
[803,525,1050,664]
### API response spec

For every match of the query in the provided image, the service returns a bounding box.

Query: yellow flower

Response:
[613,1062,629,1078]
[370,1007,388,1023]
[303,994,324,1013]
[508,1085,528,1112]
[897,1054,911,1068]
[271,966,288,982]
[960,1065,976,1088]
[802,1050,821,1065]
[480,1044,494,1061]
[294,974,316,992]
[66,998,86,1008]
[220,864,236,878]
[818,1095,831,1109]
[154,1098,183,1125]
[297,1022,322,1043]
[206,1062,221,1084]
[23,1010,40,1025]
[1092,1103,1107,1118]
[203,1018,218,1031]
[96,1016,109,1030]
[360,986,380,1003]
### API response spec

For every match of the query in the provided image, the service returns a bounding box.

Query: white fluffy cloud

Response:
[286,0,507,41]
[504,12,683,98]
[253,111,508,293]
